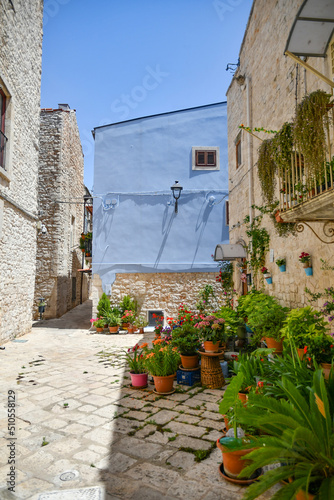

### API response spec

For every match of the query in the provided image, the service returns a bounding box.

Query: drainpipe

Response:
[246,76,254,224]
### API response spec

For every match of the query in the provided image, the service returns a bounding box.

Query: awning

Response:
[213,244,246,261]
[285,0,334,57]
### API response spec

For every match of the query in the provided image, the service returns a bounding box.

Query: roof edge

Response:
[93,101,227,132]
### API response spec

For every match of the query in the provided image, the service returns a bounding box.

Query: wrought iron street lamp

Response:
[171,181,183,214]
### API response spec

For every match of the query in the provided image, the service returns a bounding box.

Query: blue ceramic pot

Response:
[279,265,286,272]
[265,277,272,284]
[304,267,313,276]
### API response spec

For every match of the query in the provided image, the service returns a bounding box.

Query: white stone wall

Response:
[92,272,225,321]
[0,0,43,342]
[34,108,88,319]
[227,0,334,310]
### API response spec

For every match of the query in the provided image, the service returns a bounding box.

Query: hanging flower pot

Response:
[304,267,313,276]
[279,265,286,272]
[265,277,272,284]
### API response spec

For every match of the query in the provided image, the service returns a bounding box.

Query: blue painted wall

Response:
[92,102,229,290]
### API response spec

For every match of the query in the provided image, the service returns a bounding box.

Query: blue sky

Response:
[41,0,253,191]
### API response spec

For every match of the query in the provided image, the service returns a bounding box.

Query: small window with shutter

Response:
[192,147,219,170]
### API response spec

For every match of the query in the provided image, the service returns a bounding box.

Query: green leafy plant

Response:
[275,258,286,267]
[243,213,270,278]
[121,310,136,324]
[124,344,147,374]
[133,315,148,328]
[281,306,328,349]
[91,317,105,329]
[104,311,121,327]
[257,138,276,204]
[171,322,201,356]
[216,307,244,338]
[143,341,180,377]
[215,261,235,307]
[307,334,334,364]
[293,89,333,185]
[97,293,111,318]
[247,301,289,342]
[196,284,216,314]
[119,295,138,316]
[233,370,334,499]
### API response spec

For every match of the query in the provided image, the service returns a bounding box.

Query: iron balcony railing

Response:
[278,107,334,212]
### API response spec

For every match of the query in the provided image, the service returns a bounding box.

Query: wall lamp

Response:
[170,181,183,214]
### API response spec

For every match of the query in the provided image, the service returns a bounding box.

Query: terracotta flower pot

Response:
[95,327,104,333]
[238,392,248,406]
[203,341,220,353]
[138,327,144,334]
[297,348,305,360]
[180,354,199,369]
[295,489,315,500]
[122,322,130,329]
[321,362,332,380]
[263,336,283,353]
[152,373,175,394]
[108,326,119,334]
[216,438,254,479]
[130,371,148,388]
[127,325,135,334]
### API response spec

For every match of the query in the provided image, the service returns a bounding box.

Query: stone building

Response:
[92,103,230,320]
[0,0,43,343]
[225,0,334,309]
[34,105,89,319]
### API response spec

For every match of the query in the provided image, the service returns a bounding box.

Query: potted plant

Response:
[90,317,105,333]
[281,306,327,358]
[152,313,164,339]
[133,315,148,334]
[247,302,289,353]
[171,322,201,369]
[307,334,334,379]
[119,295,138,317]
[143,340,180,394]
[105,312,121,333]
[218,372,259,481]
[231,370,334,499]
[299,252,311,268]
[260,266,272,284]
[121,310,136,332]
[194,315,225,352]
[124,343,148,388]
[97,293,112,326]
[216,307,245,341]
[275,257,286,272]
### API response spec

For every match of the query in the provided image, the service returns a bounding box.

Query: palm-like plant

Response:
[234,370,334,499]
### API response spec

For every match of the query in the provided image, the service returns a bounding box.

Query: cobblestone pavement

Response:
[0,301,278,500]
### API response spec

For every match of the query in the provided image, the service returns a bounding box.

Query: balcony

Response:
[278,153,334,222]
[278,101,334,224]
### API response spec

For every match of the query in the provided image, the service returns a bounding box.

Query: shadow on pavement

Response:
[32,300,92,330]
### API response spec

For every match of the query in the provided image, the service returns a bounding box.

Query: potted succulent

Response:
[275,257,286,272]
[281,306,327,358]
[143,340,180,394]
[171,322,201,369]
[124,343,148,388]
[105,312,121,333]
[194,315,225,352]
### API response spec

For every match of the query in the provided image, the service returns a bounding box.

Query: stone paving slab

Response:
[0,301,279,500]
